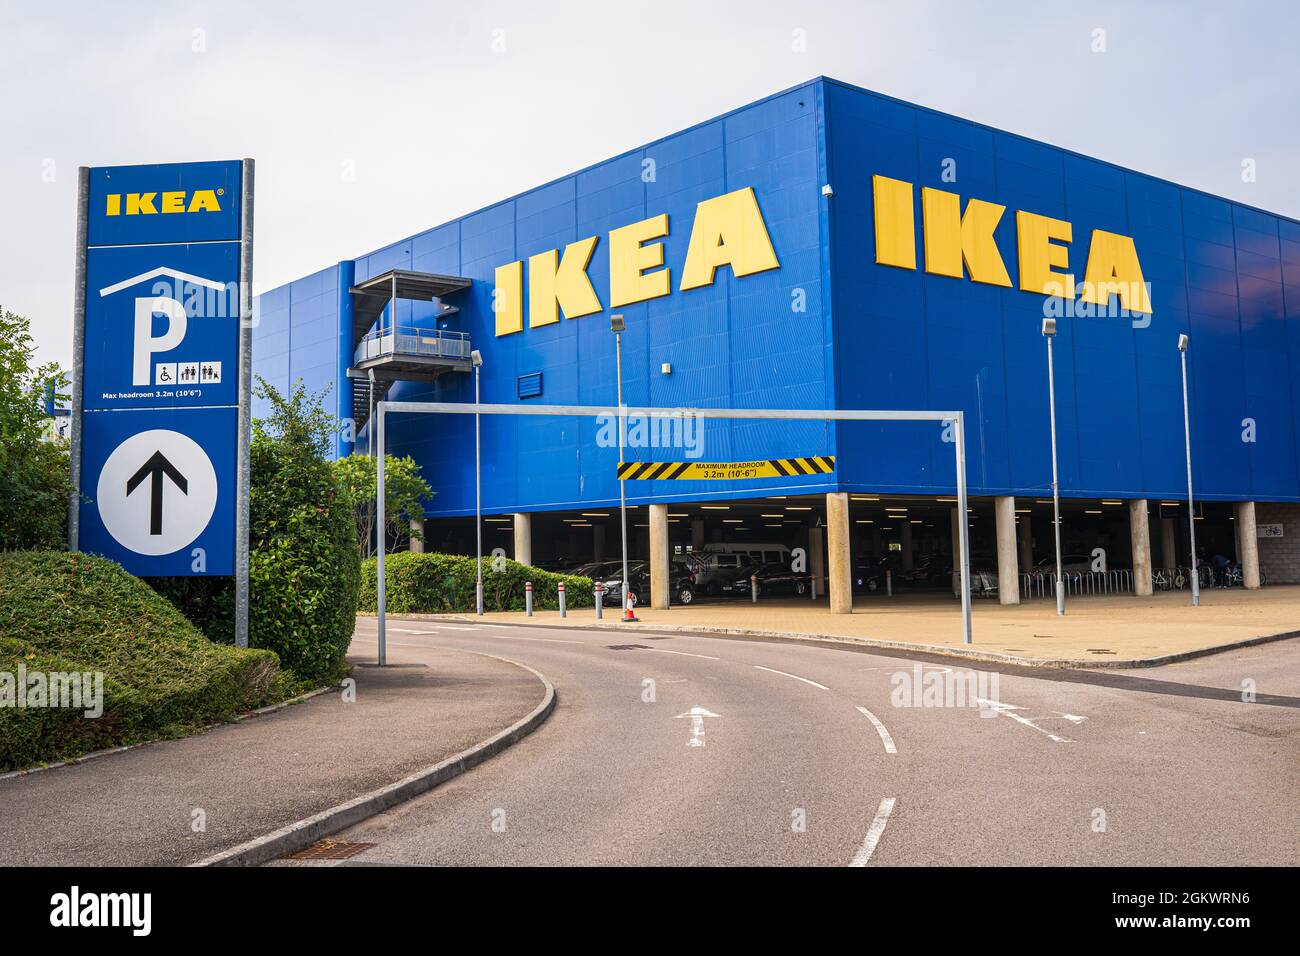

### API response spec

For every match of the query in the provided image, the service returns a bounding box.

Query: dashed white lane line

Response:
[644,648,721,660]
[754,671,832,691]
[849,797,897,867]
[855,706,898,754]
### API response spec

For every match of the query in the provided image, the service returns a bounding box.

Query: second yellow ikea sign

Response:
[871,174,1151,314]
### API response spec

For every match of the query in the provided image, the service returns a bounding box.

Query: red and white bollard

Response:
[525,580,533,617]
[558,581,567,618]
[594,582,604,619]
[623,590,639,623]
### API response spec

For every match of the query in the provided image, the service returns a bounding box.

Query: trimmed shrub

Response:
[0,551,283,771]
[245,380,360,684]
[359,552,596,614]
[147,380,361,685]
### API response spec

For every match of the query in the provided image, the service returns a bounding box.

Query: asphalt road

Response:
[302,618,1300,866]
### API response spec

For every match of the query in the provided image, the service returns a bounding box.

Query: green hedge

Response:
[0,551,283,771]
[359,552,597,614]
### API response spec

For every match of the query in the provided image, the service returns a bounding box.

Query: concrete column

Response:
[691,519,705,551]
[593,524,606,562]
[649,504,670,609]
[1129,499,1153,596]
[809,525,825,598]
[1017,512,1032,571]
[900,521,914,571]
[513,513,532,567]
[826,492,852,613]
[994,496,1020,605]
[409,517,425,553]
[1236,501,1260,589]
[1160,517,1177,569]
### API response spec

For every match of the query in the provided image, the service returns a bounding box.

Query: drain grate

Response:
[605,644,651,651]
[287,839,376,861]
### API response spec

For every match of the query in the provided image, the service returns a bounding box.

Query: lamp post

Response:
[611,313,631,619]
[1179,333,1200,607]
[1042,317,1065,616]
[471,349,484,615]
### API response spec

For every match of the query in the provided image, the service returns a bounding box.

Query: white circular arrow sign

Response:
[96,429,218,556]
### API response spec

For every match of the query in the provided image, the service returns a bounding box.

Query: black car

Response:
[598,560,697,606]
[727,563,811,597]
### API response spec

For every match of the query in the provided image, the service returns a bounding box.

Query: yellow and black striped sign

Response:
[616,457,835,481]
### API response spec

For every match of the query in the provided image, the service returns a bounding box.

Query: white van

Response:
[698,542,791,567]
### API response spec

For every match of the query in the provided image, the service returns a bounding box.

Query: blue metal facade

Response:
[255,77,1300,515]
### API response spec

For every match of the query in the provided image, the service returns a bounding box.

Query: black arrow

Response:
[126,450,189,536]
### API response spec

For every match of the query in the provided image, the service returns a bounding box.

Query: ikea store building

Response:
[255,76,1300,610]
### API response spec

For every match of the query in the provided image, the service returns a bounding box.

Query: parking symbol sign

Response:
[72,159,250,584]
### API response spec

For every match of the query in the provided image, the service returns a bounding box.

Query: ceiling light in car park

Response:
[785,506,812,511]
[851,495,880,501]
[581,512,609,517]
[855,520,873,524]
[1015,509,1031,513]
[669,513,689,517]
[572,522,592,527]
[1085,510,1102,514]
[484,517,510,522]
[1101,500,1123,505]
[723,519,743,523]
[937,497,957,502]
[910,519,922,523]
[761,513,784,518]
[702,505,730,510]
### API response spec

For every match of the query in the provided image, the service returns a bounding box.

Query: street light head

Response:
[470,349,483,367]
[1041,317,1056,337]
[1177,333,1189,352]
[610,313,626,333]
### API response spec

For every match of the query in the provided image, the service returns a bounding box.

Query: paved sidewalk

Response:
[0,644,546,866]
[397,584,1300,665]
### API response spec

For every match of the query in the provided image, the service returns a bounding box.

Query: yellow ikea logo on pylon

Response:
[104,189,224,217]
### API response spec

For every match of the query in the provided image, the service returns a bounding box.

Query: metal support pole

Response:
[233,159,255,649]
[750,574,759,603]
[1181,346,1200,607]
[886,568,893,597]
[954,413,973,644]
[376,402,387,665]
[475,363,483,615]
[367,368,376,457]
[67,167,89,551]
[616,331,630,621]
[1046,335,1065,617]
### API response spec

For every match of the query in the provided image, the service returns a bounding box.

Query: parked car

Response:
[689,551,756,595]
[597,560,697,606]
[1035,554,1095,573]
[726,563,811,597]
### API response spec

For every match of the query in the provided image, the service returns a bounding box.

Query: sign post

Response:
[68,160,253,646]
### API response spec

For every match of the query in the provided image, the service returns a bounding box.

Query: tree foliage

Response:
[0,307,71,550]
[333,452,433,558]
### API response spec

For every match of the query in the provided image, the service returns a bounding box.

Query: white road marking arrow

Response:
[674,706,720,748]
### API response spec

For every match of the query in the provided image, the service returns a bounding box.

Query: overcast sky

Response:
[3,0,1296,369]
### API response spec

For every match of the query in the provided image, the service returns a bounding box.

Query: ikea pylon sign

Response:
[74,160,250,579]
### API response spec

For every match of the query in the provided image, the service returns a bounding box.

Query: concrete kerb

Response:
[193,651,556,867]
[381,613,1300,670]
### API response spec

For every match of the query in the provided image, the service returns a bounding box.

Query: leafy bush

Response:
[359,551,597,614]
[149,380,361,684]
[0,551,283,771]
[333,452,433,558]
[0,307,71,550]
[246,379,360,683]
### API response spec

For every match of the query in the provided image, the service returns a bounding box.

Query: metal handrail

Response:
[355,325,471,364]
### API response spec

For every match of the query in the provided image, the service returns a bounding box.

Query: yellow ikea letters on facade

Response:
[609,213,671,308]
[874,177,1152,315]
[920,187,1011,286]
[494,260,523,337]
[679,187,780,290]
[495,187,781,336]
[528,237,602,328]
